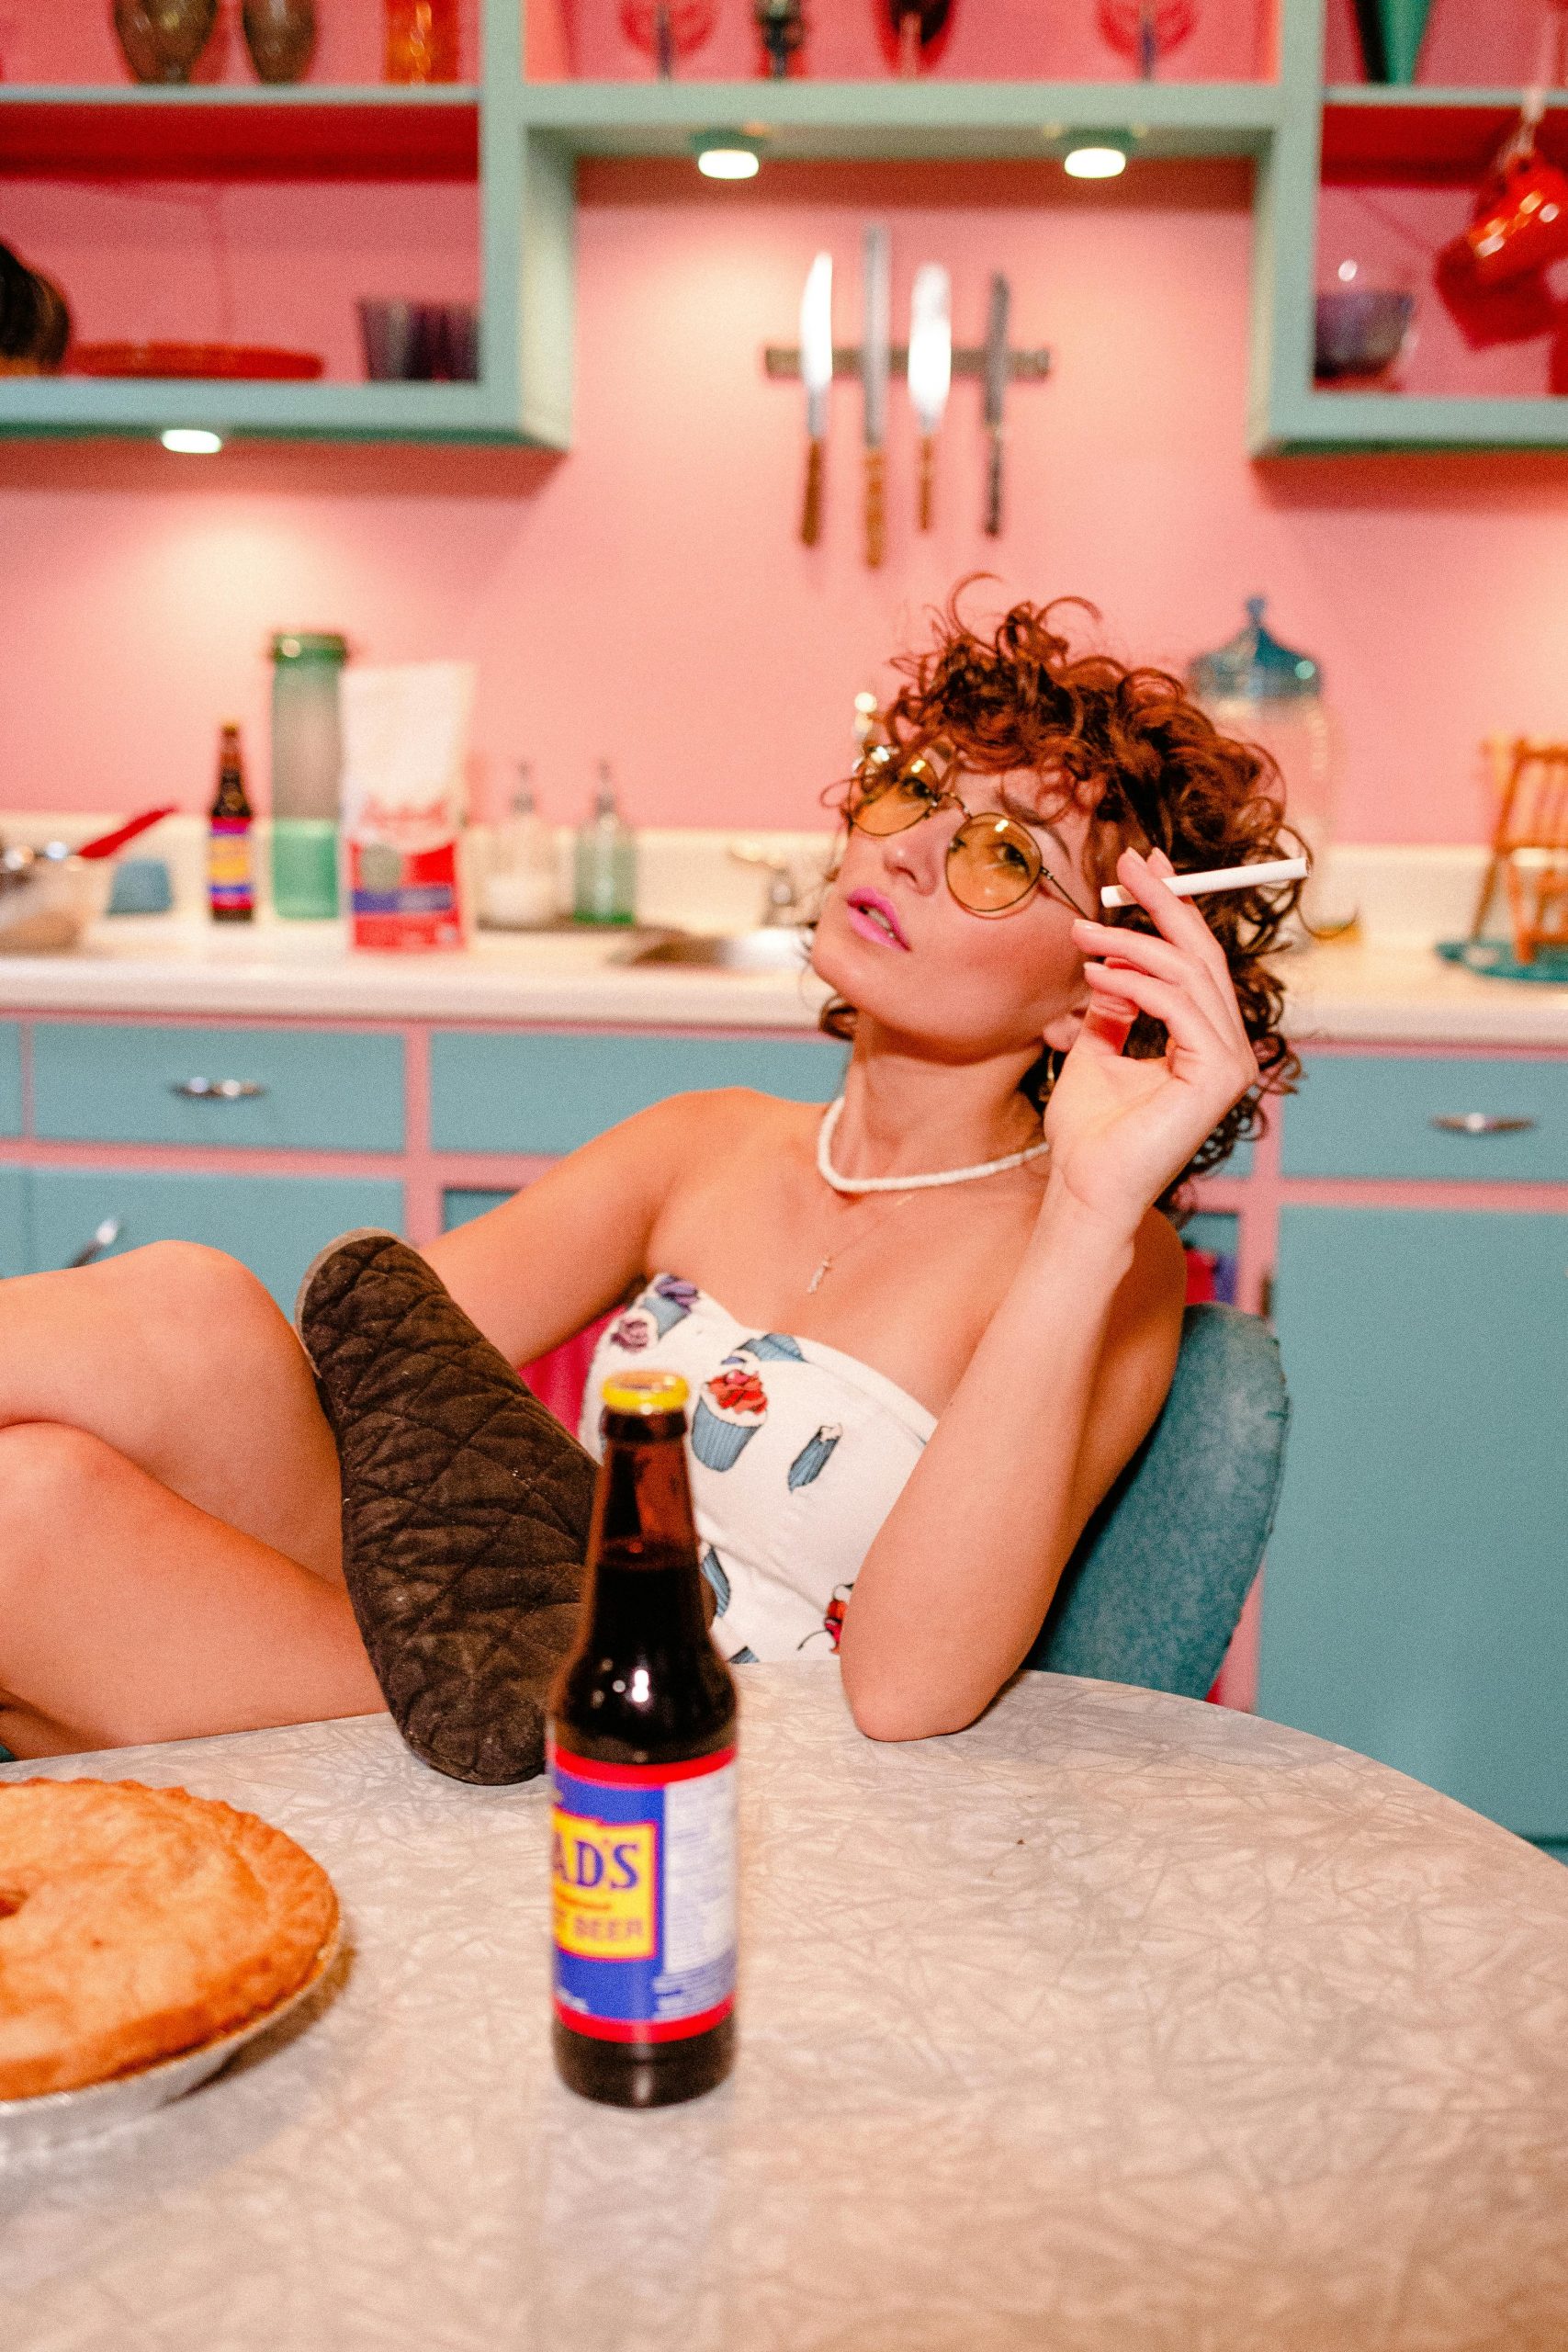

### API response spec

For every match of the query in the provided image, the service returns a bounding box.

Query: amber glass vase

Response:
[385,0,459,82]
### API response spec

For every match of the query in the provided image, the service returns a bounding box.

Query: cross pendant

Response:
[807,1254,831,1295]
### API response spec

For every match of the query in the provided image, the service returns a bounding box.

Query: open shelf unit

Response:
[0,0,1562,448]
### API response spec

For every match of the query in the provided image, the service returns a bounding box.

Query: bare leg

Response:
[0,1424,383,1758]
[0,1242,343,1579]
[0,1242,378,1758]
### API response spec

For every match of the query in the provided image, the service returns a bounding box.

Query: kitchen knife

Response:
[982,271,1010,537]
[863,224,891,569]
[799,250,833,548]
[908,262,951,531]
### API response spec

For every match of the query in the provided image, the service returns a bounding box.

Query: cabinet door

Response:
[31,1170,404,1313]
[1259,1205,1568,1838]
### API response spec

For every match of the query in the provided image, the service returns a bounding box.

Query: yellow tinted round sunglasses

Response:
[846,741,1092,920]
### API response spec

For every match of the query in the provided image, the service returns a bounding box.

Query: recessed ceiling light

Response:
[1063,140,1130,180]
[692,130,762,181]
[161,428,224,455]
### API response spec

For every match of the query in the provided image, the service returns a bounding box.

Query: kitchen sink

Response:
[615,929,812,973]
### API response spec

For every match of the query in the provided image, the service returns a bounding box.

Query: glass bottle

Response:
[548,1370,738,2109]
[269,631,346,920]
[572,762,637,927]
[208,722,254,924]
[482,763,560,930]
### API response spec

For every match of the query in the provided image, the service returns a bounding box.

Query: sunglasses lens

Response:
[946,816,1041,911]
[849,769,935,836]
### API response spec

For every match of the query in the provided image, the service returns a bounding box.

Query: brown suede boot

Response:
[294,1230,595,1786]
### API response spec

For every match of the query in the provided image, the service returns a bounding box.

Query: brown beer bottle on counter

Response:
[208,721,254,923]
[548,1370,738,2109]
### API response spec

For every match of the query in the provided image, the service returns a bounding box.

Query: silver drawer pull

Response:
[172,1078,268,1102]
[1430,1114,1537,1136]
[67,1216,122,1270]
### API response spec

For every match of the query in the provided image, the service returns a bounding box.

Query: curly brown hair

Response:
[817,588,1304,1189]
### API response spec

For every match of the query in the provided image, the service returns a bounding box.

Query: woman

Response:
[0,595,1298,1773]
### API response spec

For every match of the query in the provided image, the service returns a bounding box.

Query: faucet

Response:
[728,842,808,928]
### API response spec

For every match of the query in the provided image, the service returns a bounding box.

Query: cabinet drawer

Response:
[1283,1053,1568,1182]
[32,1170,404,1311]
[431,1031,848,1156]
[32,1023,405,1152]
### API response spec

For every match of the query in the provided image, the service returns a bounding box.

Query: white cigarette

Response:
[1100,855,1307,910]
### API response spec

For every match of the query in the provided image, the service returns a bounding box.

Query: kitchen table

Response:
[6,1667,1568,2351]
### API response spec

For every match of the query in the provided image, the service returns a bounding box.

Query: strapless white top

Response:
[579,1275,936,1665]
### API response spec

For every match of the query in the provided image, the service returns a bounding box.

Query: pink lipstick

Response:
[845,888,910,950]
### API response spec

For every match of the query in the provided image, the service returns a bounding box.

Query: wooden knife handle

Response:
[984,427,1004,537]
[865,447,886,569]
[918,434,936,532]
[801,437,824,547]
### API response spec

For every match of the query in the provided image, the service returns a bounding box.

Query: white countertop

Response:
[0,916,1563,1046]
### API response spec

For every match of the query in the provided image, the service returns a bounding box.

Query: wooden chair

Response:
[1470,738,1568,964]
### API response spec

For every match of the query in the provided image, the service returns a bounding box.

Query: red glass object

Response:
[1097,0,1197,67]
[619,3,716,70]
[1460,143,1568,287]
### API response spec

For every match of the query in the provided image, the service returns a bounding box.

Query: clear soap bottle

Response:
[572,761,637,927]
[482,763,560,930]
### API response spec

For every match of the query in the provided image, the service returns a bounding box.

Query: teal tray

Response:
[1437,939,1568,985]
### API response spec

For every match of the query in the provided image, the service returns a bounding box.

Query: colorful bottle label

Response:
[550,1741,737,2043]
[208,819,254,915]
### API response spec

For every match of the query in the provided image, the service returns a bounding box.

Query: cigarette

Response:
[1100,855,1307,909]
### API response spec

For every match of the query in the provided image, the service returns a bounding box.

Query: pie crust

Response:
[0,1780,339,2100]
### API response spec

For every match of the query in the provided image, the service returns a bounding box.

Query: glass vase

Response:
[111,0,219,85]
[242,0,317,82]
[385,0,459,83]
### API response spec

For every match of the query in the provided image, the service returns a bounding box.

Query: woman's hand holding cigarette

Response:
[1038,846,1263,1240]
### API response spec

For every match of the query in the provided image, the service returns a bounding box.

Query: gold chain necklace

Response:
[806,1189,920,1295]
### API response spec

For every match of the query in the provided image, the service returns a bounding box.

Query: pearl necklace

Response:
[815,1096,1052,1195]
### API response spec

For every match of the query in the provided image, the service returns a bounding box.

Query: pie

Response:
[0,1780,339,2100]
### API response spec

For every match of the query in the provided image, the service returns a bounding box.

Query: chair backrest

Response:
[1024,1303,1289,1698]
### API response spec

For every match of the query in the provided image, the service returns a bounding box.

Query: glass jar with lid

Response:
[270,631,347,920]
[1188,597,1351,936]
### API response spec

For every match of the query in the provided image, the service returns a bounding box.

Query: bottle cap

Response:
[270,632,349,664]
[602,1370,690,1417]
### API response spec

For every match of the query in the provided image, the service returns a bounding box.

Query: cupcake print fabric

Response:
[580,1278,935,1666]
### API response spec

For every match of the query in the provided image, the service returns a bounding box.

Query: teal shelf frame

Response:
[1,0,1562,450]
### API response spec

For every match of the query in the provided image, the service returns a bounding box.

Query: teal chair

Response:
[1025,1304,1289,1697]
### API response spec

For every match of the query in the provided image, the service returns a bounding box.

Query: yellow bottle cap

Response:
[601,1369,690,1417]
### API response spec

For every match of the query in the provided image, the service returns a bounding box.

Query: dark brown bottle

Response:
[208,722,254,923]
[547,1369,738,2109]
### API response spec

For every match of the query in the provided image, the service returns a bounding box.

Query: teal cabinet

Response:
[444,1188,513,1230]
[1284,1054,1568,1183]
[1259,1204,1568,1839]
[30,1170,404,1313]
[0,1023,20,1138]
[0,1166,27,1277]
[32,1023,405,1152]
[431,1031,847,1155]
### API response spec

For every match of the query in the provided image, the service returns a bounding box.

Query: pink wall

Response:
[3,158,1568,841]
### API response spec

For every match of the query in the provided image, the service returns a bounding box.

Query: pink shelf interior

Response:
[0,0,482,89]
[4,178,480,381]
[533,0,1276,85]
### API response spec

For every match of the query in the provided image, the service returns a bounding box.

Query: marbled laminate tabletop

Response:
[6,1667,1568,2352]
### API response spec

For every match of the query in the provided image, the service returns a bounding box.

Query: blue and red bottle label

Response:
[549,1741,737,2043]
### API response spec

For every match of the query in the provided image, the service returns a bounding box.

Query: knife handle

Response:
[984,428,1004,537]
[865,447,886,569]
[918,435,936,532]
[802,438,825,547]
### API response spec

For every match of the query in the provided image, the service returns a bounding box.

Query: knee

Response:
[0,1423,124,1580]
[107,1240,283,1361]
